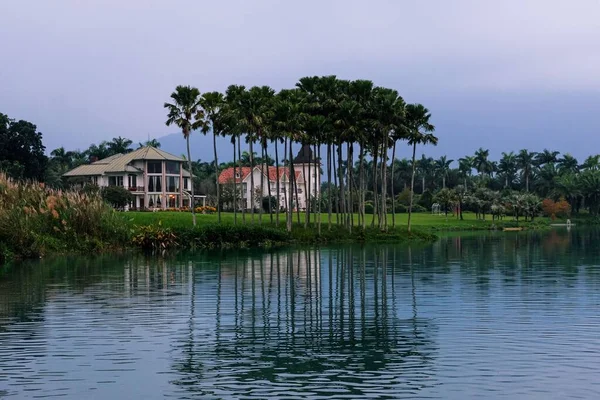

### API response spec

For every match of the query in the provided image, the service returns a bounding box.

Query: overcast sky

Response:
[2,0,599,162]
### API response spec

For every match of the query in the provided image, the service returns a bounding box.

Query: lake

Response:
[1,228,600,399]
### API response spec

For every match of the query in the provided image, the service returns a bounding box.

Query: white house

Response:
[63,146,205,210]
[218,144,321,210]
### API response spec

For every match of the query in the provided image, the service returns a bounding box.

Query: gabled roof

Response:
[63,146,188,177]
[293,144,319,164]
[218,166,303,184]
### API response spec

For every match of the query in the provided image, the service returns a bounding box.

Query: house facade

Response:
[63,146,202,210]
[218,144,321,210]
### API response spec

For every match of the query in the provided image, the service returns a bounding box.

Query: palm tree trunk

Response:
[381,141,388,231]
[316,143,322,235]
[346,142,353,232]
[249,138,255,223]
[264,141,273,223]
[186,135,196,227]
[275,139,280,227]
[391,141,396,228]
[327,143,332,230]
[303,150,309,229]
[259,141,265,224]
[422,176,425,194]
[332,145,339,225]
[359,142,365,230]
[233,137,237,225]
[337,142,345,228]
[238,137,245,223]
[213,130,221,224]
[372,149,378,228]
[287,137,293,232]
[283,137,289,228]
[408,143,417,233]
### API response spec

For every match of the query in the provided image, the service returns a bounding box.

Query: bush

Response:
[101,186,133,209]
[0,173,129,261]
[364,201,374,214]
[262,196,278,212]
[541,198,571,219]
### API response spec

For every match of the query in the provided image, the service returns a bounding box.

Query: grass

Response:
[122,211,551,231]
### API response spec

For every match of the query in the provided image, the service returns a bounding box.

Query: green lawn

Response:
[122,211,549,231]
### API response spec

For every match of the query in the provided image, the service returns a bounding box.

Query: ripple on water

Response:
[1,234,600,399]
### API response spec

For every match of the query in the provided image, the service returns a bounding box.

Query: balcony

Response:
[128,186,145,192]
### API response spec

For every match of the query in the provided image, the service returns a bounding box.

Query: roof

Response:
[293,144,319,164]
[63,146,189,177]
[218,166,303,184]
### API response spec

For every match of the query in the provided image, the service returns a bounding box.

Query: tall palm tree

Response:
[458,156,474,189]
[164,85,205,226]
[434,156,453,189]
[498,151,517,188]
[200,91,225,223]
[405,104,437,232]
[473,148,494,177]
[516,149,537,192]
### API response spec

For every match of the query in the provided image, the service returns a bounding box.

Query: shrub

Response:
[101,186,133,209]
[364,201,374,214]
[0,173,129,261]
[262,196,278,212]
[194,206,216,214]
[541,198,571,219]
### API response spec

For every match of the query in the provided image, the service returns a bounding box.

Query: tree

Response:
[0,113,47,181]
[535,149,559,167]
[138,139,161,148]
[473,148,494,177]
[164,85,206,226]
[517,149,537,192]
[434,156,453,189]
[557,153,578,175]
[405,104,437,232]
[498,151,517,188]
[200,91,226,223]
[458,156,474,189]
[101,186,133,209]
[433,188,457,217]
[107,136,133,154]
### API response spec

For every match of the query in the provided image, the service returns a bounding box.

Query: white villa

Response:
[63,146,205,210]
[218,144,321,210]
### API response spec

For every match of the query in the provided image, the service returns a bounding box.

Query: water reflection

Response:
[0,229,600,399]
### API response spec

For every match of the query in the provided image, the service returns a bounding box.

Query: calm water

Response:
[2,229,600,399]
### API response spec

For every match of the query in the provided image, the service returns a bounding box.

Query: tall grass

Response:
[0,173,129,262]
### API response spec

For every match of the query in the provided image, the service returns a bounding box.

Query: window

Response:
[147,161,162,174]
[167,176,180,192]
[90,176,98,185]
[148,176,162,192]
[108,176,123,186]
[128,175,137,187]
[183,177,189,190]
[166,161,180,174]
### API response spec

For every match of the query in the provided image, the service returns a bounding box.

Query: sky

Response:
[2,0,600,163]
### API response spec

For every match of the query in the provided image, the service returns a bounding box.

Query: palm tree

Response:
[200,91,225,223]
[405,104,437,232]
[458,156,474,188]
[535,149,559,167]
[498,151,517,188]
[434,156,453,189]
[108,136,133,154]
[164,85,205,226]
[473,148,494,177]
[138,138,161,148]
[557,153,578,175]
[580,155,600,171]
[516,149,537,192]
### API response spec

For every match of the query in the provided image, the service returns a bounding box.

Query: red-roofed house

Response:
[218,145,320,210]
